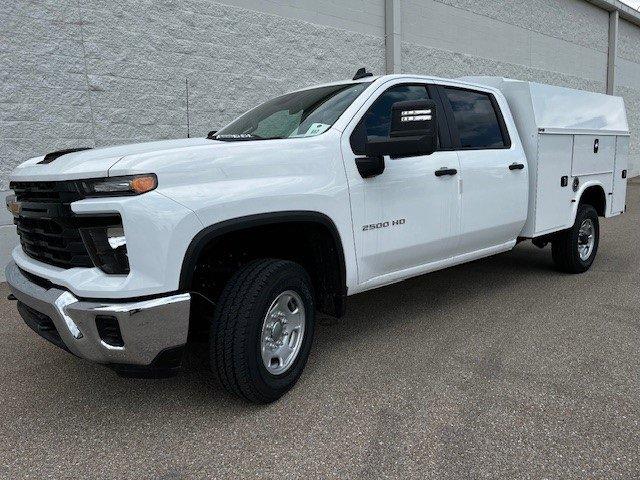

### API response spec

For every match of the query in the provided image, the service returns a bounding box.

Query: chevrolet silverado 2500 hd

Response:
[5,72,630,403]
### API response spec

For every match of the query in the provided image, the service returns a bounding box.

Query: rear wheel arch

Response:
[577,183,607,217]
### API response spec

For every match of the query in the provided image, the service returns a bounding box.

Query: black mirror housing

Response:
[365,99,438,158]
[355,155,385,178]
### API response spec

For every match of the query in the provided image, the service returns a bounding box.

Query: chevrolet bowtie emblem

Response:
[6,195,21,216]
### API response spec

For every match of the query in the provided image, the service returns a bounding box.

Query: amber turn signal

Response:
[130,175,157,194]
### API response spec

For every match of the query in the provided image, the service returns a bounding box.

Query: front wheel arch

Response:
[179,211,347,318]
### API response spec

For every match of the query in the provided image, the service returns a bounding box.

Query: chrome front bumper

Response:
[5,262,190,368]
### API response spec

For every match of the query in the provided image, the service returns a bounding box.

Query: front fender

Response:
[178,211,347,293]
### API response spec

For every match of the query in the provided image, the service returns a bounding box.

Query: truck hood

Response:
[106,134,338,182]
[10,138,213,183]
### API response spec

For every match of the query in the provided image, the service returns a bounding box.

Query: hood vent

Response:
[38,147,92,165]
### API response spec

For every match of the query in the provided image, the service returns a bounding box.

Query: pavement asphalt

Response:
[0,180,638,479]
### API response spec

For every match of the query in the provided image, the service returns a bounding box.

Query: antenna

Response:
[185,78,190,138]
[353,67,373,81]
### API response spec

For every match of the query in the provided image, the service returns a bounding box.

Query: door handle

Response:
[509,163,525,170]
[435,167,457,177]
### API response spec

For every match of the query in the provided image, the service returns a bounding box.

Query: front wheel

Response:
[552,204,600,273]
[210,259,315,403]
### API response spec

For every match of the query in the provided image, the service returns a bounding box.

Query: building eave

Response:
[586,0,640,27]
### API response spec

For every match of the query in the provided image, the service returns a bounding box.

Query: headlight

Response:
[79,221,130,274]
[79,174,157,197]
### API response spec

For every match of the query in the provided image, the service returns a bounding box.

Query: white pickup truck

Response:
[5,71,630,403]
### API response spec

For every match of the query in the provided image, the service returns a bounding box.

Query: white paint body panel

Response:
[456,148,528,254]
[11,139,213,182]
[535,135,575,233]
[572,135,616,176]
[611,136,629,215]
[7,74,629,300]
[340,76,528,291]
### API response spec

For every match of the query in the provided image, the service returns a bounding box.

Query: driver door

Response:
[341,82,461,285]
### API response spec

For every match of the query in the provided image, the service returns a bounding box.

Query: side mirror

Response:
[355,155,385,179]
[365,99,438,158]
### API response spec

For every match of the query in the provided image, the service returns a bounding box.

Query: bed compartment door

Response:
[611,136,629,215]
[571,135,615,176]
[535,134,574,234]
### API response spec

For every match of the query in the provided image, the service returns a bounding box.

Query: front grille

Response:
[10,181,93,269]
[10,181,123,270]
[12,180,82,203]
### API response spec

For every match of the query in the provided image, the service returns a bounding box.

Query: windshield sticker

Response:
[291,123,331,137]
[305,123,330,136]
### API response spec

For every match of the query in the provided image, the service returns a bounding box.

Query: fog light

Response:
[96,315,124,348]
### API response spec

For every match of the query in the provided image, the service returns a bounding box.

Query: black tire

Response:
[210,259,315,403]
[552,204,599,273]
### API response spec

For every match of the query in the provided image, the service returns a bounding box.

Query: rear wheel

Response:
[210,259,315,403]
[552,204,599,273]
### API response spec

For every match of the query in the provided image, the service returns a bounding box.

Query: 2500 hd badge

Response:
[362,218,406,231]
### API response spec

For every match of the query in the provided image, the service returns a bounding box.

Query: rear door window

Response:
[443,87,507,149]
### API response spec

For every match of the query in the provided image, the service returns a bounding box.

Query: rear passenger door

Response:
[440,85,528,254]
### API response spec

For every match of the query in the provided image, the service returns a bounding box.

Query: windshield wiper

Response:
[209,134,287,142]
[211,134,256,141]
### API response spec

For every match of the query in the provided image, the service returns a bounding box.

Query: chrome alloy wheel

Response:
[577,218,595,261]
[260,290,306,375]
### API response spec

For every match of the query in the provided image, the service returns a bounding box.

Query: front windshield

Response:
[213,82,371,141]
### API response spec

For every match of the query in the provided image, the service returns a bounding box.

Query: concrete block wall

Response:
[403,0,610,87]
[402,0,609,92]
[1,0,639,187]
[2,0,637,191]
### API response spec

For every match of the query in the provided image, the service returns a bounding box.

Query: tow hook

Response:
[532,238,548,249]
[7,294,17,301]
